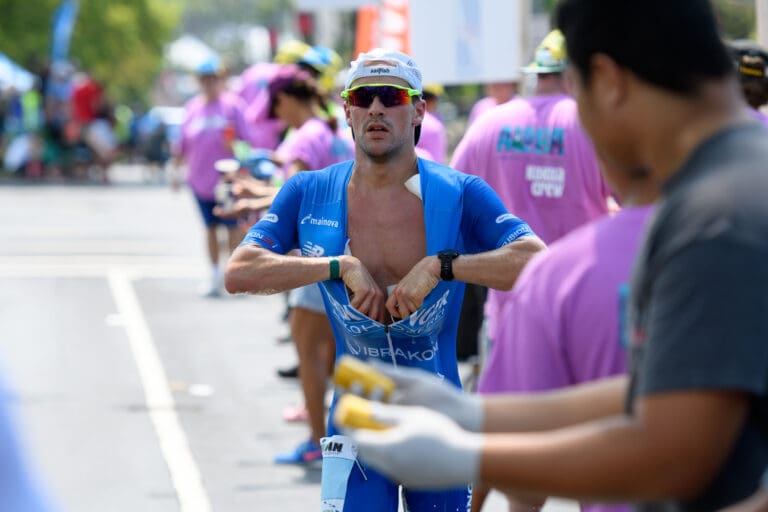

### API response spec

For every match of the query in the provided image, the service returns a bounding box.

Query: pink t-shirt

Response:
[451,93,612,340]
[749,107,768,127]
[234,62,285,150]
[467,96,498,128]
[479,206,653,512]
[234,62,281,105]
[416,111,447,163]
[274,117,354,172]
[175,91,252,200]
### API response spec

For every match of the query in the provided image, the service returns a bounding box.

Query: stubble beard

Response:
[355,129,407,164]
[360,141,402,164]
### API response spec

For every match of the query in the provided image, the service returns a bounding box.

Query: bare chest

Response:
[347,195,426,288]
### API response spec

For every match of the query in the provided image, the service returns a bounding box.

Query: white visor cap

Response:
[344,48,423,93]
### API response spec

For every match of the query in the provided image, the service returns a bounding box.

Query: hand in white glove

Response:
[367,360,484,432]
[343,401,483,489]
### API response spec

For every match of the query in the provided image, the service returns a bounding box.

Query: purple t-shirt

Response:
[451,94,612,340]
[274,117,353,172]
[234,62,281,105]
[748,107,768,127]
[233,62,286,151]
[479,206,652,512]
[467,96,499,128]
[416,111,447,164]
[175,92,252,200]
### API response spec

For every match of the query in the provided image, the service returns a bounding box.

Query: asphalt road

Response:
[0,166,578,512]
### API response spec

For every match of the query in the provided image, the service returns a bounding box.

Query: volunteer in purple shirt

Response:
[476,204,653,512]
[173,57,252,297]
[415,84,447,163]
[450,29,613,347]
[466,80,518,129]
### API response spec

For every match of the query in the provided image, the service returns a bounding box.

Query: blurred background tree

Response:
[0,0,181,104]
[713,0,756,39]
[540,0,756,40]
[0,0,761,106]
[73,1,182,104]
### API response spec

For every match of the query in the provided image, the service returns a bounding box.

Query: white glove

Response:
[343,401,483,489]
[367,360,484,432]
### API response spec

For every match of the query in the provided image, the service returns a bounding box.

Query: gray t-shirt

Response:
[627,123,768,511]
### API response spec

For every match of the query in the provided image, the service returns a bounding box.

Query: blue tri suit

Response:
[242,158,535,512]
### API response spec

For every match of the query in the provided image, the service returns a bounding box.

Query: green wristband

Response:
[329,258,340,280]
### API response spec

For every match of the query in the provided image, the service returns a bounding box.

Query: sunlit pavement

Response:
[0,164,577,511]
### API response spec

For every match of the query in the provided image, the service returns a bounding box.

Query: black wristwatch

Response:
[437,249,460,281]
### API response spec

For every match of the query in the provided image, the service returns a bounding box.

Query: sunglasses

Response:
[340,83,421,108]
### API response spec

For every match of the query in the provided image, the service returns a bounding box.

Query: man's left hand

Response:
[385,256,440,319]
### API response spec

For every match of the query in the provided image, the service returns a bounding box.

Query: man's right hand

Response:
[339,256,387,323]
[364,361,484,432]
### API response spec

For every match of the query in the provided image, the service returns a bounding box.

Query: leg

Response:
[206,225,219,266]
[456,284,487,362]
[225,225,246,257]
[274,284,333,464]
[193,196,224,297]
[290,307,335,445]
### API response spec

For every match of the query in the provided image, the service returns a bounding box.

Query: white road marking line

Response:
[0,260,205,279]
[107,270,212,512]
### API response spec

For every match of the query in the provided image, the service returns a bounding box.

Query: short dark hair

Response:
[555,0,734,95]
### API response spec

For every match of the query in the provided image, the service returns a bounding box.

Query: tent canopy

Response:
[165,35,219,72]
[0,52,35,92]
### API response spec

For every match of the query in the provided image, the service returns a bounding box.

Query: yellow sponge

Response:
[334,394,390,430]
[333,356,396,401]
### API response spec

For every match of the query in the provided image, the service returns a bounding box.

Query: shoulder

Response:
[548,96,583,127]
[300,117,333,137]
[659,125,768,247]
[290,161,352,202]
[220,91,247,111]
[302,160,353,184]
[421,112,444,130]
[183,96,203,111]
[463,98,537,142]
[478,97,533,125]
[420,159,475,184]
[513,217,605,299]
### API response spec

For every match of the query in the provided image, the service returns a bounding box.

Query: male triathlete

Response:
[225,48,545,512]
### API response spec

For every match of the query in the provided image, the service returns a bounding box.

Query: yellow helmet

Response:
[423,83,445,97]
[307,46,343,92]
[274,40,312,64]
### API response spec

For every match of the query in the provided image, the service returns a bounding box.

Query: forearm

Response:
[483,376,627,433]
[480,415,690,502]
[225,245,336,294]
[481,390,748,502]
[453,236,546,291]
[469,484,490,512]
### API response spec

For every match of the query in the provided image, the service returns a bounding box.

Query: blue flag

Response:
[50,0,79,62]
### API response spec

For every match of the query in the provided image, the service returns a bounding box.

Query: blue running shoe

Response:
[274,439,322,464]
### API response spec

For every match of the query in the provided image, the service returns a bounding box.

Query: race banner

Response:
[50,0,79,63]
